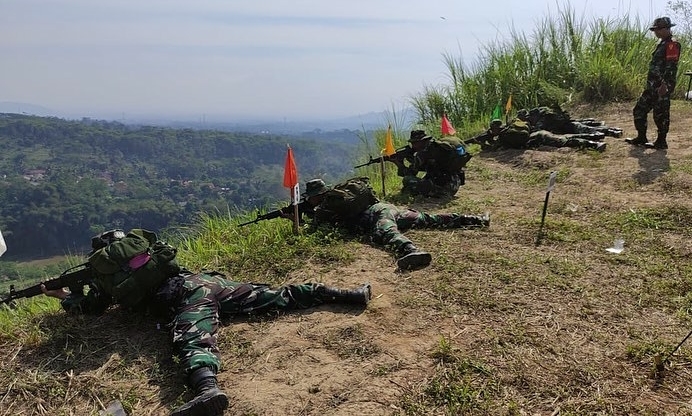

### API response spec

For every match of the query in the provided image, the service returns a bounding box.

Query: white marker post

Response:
[536,171,557,246]
[0,230,6,257]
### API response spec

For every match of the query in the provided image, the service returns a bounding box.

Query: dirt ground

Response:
[3,100,692,416]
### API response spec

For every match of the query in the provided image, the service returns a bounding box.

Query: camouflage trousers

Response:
[359,202,467,255]
[527,131,593,148]
[169,272,324,375]
[633,88,671,136]
[402,171,463,197]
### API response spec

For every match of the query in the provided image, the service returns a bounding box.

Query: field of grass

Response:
[3,101,692,415]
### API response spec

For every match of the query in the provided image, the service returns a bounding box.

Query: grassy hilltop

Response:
[3,7,692,416]
[3,101,692,415]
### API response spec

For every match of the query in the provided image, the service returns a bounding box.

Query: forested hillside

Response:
[0,113,359,258]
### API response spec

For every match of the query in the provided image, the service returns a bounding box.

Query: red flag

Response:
[441,114,456,136]
[283,145,298,188]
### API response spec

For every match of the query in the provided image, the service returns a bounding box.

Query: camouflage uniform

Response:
[297,178,489,270]
[524,106,621,138]
[628,17,681,149]
[481,119,606,152]
[358,202,483,255]
[397,131,470,198]
[168,271,327,375]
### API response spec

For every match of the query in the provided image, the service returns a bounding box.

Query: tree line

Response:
[0,113,358,259]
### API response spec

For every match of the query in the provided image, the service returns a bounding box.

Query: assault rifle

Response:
[1,263,93,305]
[238,201,310,227]
[354,146,413,169]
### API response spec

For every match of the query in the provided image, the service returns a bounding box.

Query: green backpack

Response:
[87,228,181,308]
[315,177,379,222]
[427,136,472,172]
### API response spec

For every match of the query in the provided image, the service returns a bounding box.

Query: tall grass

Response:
[411,5,691,138]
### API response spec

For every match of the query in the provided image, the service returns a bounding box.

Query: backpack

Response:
[314,177,379,222]
[425,136,472,172]
[498,119,531,148]
[87,228,181,308]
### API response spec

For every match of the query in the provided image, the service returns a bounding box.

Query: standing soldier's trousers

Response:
[169,272,324,375]
[633,88,671,138]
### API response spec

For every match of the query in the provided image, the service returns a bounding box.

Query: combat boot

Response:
[605,127,623,138]
[625,120,649,146]
[646,133,668,150]
[584,141,607,152]
[172,367,229,416]
[448,213,490,228]
[396,242,432,270]
[315,284,371,305]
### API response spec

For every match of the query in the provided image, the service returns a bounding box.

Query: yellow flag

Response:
[382,124,395,156]
[505,94,513,113]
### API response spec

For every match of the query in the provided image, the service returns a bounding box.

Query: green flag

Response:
[491,104,502,120]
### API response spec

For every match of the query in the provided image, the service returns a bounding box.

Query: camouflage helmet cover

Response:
[650,17,675,30]
[302,179,330,198]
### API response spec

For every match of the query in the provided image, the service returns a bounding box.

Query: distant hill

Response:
[0,101,417,135]
[0,113,359,258]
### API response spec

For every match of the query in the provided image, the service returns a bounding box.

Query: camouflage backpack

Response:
[425,136,472,172]
[498,119,531,148]
[315,177,379,222]
[87,228,181,308]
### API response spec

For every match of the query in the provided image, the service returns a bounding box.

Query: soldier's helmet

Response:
[409,130,432,143]
[302,179,331,198]
[650,17,675,30]
[490,119,503,129]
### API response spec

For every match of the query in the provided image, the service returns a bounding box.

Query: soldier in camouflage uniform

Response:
[42,248,370,416]
[289,178,489,270]
[626,17,681,150]
[472,119,606,152]
[519,106,623,138]
[389,130,471,198]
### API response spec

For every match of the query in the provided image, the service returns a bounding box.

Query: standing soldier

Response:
[626,17,681,150]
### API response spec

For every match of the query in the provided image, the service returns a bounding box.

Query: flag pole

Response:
[536,171,557,246]
[380,157,386,197]
[283,144,300,235]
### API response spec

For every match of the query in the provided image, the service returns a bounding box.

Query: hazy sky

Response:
[1,0,662,121]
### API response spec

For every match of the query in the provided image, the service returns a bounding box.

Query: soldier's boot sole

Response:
[396,251,432,270]
[171,388,229,416]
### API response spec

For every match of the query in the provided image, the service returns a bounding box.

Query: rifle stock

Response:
[1,263,93,305]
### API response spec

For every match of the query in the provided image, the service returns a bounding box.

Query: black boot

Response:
[646,133,668,150]
[584,141,607,152]
[448,213,490,228]
[625,120,649,145]
[396,242,432,270]
[604,127,623,138]
[315,284,371,305]
[172,367,229,416]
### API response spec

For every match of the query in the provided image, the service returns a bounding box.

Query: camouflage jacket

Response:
[647,36,681,90]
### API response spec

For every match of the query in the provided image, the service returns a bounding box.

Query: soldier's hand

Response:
[41,284,69,300]
[657,83,668,97]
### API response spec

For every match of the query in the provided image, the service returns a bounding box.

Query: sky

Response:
[1,0,663,122]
